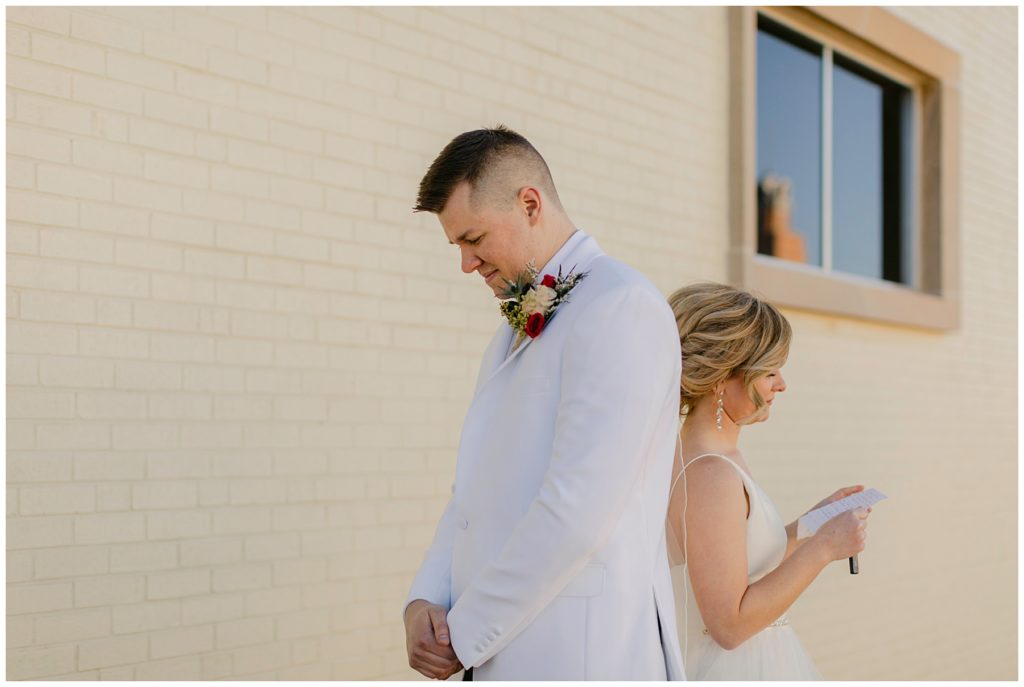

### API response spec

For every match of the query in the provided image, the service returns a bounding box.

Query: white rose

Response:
[520,285,556,315]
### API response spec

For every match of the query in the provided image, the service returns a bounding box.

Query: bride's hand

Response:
[808,485,864,513]
[811,507,870,562]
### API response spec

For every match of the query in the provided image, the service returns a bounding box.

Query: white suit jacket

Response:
[405,231,685,680]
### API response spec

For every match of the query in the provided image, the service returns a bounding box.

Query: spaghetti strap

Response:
[669,452,748,497]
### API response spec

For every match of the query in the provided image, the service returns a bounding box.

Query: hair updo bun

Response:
[667,282,792,418]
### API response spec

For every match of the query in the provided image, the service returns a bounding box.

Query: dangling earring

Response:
[715,389,724,431]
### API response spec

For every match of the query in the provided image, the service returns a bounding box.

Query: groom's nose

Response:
[460,247,481,274]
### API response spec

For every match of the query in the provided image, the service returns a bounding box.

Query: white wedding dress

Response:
[669,453,822,680]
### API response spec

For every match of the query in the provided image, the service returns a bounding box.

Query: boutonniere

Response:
[498,262,589,348]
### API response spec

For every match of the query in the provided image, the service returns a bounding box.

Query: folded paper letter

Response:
[797,488,887,540]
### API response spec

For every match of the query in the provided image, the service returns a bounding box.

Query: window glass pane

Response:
[832,60,884,279]
[756,20,822,267]
[832,53,913,284]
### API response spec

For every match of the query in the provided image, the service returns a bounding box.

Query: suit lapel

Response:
[473,323,514,396]
[478,330,535,390]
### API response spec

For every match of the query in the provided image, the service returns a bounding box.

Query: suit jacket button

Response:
[459,517,469,529]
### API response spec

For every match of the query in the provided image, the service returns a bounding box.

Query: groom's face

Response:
[438,182,535,298]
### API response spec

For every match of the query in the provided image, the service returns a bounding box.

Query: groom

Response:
[403,126,685,680]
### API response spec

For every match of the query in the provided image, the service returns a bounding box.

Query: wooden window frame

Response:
[729,6,961,330]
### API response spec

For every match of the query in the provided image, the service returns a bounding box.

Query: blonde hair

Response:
[667,282,792,420]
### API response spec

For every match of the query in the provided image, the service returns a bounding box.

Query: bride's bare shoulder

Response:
[682,447,745,471]
[676,449,751,514]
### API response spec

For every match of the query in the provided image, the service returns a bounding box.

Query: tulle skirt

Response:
[684,624,822,681]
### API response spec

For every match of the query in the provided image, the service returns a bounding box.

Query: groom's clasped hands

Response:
[404,599,462,680]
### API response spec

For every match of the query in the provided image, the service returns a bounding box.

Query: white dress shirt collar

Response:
[537,228,586,280]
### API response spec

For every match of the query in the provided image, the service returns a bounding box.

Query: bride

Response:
[665,282,871,680]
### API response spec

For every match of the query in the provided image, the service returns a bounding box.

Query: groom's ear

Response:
[518,186,542,224]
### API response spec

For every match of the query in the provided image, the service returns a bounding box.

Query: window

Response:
[730,7,960,330]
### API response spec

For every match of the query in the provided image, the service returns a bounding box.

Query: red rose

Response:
[541,274,556,288]
[525,312,545,338]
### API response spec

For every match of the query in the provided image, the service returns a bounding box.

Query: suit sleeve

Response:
[403,486,457,615]
[445,285,681,667]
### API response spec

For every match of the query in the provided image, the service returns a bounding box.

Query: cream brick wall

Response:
[6,6,1015,680]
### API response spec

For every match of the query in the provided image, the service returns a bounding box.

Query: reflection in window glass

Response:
[756,20,822,267]
[832,61,884,279]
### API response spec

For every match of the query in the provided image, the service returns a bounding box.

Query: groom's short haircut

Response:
[414,125,563,214]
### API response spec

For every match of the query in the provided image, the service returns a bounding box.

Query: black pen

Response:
[849,555,858,574]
